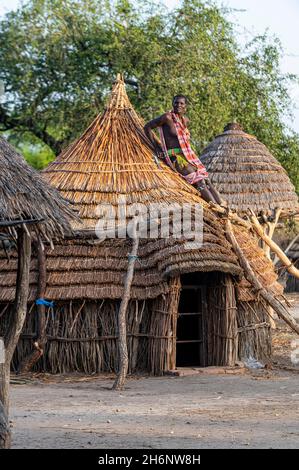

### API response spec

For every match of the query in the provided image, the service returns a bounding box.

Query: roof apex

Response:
[106,73,132,111]
[223,122,243,132]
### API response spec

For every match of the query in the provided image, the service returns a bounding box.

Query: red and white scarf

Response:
[159,111,208,184]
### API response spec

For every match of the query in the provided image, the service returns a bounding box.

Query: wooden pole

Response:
[249,211,299,279]
[226,220,299,335]
[0,227,31,448]
[209,203,299,279]
[260,209,281,260]
[274,233,299,266]
[112,228,139,391]
[0,337,9,448]
[18,237,46,373]
[0,401,10,449]
[169,277,181,371]
[0,218,44,228]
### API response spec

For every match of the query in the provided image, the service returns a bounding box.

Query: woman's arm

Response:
[144,113,169,155]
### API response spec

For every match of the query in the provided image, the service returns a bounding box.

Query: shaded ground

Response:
[9,295,299,449]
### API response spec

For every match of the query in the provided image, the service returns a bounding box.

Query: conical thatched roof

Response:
[38,75,244,289]
[43,75,210,230]
[0,136,75,238]
[200,123,298,216]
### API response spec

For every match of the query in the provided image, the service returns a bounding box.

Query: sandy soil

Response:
[8,295,299,449]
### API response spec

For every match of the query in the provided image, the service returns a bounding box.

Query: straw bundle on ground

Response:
[0,77,283,373]
[200,123,298,216]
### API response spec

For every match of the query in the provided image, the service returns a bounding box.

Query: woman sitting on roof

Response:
[144,95,222,204]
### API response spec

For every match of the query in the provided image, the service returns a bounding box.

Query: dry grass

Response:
[234,226,283,301]
[43,75,208,231]
[201,123,298,216]
[0,136,75,239]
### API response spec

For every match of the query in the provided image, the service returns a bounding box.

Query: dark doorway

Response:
[176,272,207,367]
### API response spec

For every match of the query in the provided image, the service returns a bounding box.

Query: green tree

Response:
[0,0,298,190]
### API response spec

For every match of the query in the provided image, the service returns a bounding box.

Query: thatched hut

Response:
[0,78,283,374]
[200,121,299,307]
[200,122,298,217]
[0,135,74,447]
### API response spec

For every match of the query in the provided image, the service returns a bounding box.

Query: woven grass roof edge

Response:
[0,136,78,239]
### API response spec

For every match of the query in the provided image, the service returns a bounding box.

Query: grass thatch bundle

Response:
[0,136,75,239]
[200,123,298,216]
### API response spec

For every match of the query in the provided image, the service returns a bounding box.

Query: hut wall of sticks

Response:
[0,77,284,375]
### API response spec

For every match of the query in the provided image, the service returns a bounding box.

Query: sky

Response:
[0,0,299,132]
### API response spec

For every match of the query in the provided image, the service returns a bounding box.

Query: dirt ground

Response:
[9,295,299,449]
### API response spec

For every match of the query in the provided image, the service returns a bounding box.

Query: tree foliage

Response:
[0,0,298,190]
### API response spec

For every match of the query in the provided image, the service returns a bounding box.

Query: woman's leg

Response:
[195,180,217,203]
[206,178,223,205]
[174,162,217,203]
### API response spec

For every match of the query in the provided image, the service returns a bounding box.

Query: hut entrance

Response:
[176,273,207,367]
[175,271,238,368]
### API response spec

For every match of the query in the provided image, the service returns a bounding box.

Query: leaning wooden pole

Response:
[112,231,140,391]
[0,227,31,449]
[260,208,281,260]
[209,203,299,279]
[274,233,299,266]
[226,220,299,335]
[249,211,299,279]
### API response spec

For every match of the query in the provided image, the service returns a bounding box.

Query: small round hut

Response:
[0,79,283,374]
[201,122,299,290]
[201,123,298,258]
[0,136,75,365]
[200,122,298,218]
